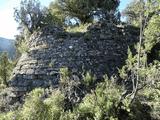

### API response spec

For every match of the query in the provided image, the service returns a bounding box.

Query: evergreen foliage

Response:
[144,15,160,52]
[0,75,154,120]
[0,0,160,119]
[14,0,54,34]
[15,35,29,55]
[123,0,142,26]
[19,88,49,120]
[14,0,56,58]
[0,52,13,87]
[49,0,120,24]
[44,90,65,120]
[82,72,96,87]
[124,0,160,27]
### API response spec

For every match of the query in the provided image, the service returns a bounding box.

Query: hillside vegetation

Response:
[0,37,16,59]
[0,0,160,120]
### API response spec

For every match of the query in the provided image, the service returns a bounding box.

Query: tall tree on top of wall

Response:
[14,0,55,34]
[49,0,120,24]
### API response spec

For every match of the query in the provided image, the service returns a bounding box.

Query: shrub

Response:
[0,111,20,120]
[144,15,160,52]
[77,80,122,120]
[140,88,160,119]
[19,88,50,120]
[66,24,90,33]
[82,72,96,87]
[16,39,29,54]
[0,52,14,87]
[60,67,70,85]
[44,90,65,120]
[59,111,78,120]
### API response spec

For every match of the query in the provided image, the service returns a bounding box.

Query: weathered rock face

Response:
[9,22,139,94]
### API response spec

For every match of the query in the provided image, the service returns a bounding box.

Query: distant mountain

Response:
[0,37,16,59]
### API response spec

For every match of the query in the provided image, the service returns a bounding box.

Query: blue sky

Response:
[119,0,131,11]
[0,0,131,39]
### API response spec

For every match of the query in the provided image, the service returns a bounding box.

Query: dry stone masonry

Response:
[9,21,139,95]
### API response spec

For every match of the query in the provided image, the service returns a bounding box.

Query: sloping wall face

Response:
[9,22,139,94]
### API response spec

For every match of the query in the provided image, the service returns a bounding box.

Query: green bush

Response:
[60,67,70,85]
[59,111,78,120]
[17,39,29,54]
[19,88,50,120]
[0,89,65,120]
[0,111,20,120]
[44,90,65,120]
[144,15,160,52]
[82,72,96,87]
[142,88,160,119]
[66,24,90,33]
[76,80,122,120]
[0,65,159,120]
[0,52,14,87]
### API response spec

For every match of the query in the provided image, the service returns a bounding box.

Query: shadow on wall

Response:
[9,21,140,92]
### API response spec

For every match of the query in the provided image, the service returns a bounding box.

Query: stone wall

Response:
[9,22,139,94]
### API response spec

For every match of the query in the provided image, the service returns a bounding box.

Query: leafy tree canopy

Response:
[124,0,160,27]
[14,0,54,34]
[49,0,120,25]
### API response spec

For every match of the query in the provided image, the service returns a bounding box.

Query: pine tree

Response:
[14,0,54,34]
[0,52,13,87]
[49,0,120,24]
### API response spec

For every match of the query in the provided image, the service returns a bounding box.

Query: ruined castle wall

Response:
[9,22,139,93]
